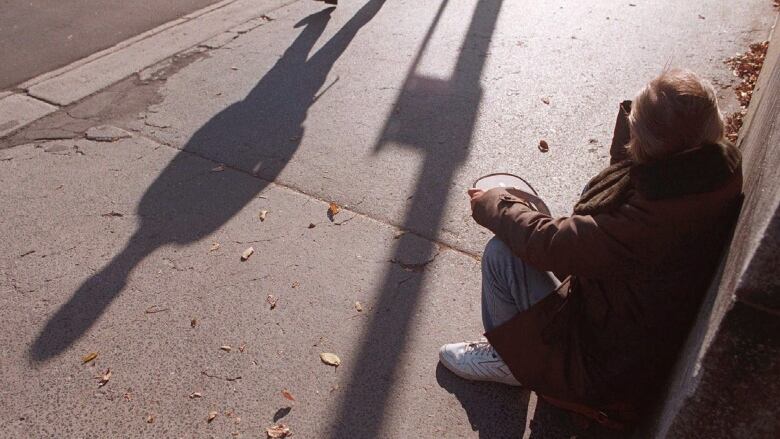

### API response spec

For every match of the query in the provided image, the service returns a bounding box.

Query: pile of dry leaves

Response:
[723,41,770,142]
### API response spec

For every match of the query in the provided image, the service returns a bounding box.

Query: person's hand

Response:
[468,188,485,212]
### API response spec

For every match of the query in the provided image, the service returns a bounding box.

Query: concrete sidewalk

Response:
[0,0,775,437]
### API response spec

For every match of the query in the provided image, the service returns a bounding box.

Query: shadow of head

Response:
[436,363,529,438]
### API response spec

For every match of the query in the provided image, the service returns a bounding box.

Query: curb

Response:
[0,0,298,139]
[0,95,57,137]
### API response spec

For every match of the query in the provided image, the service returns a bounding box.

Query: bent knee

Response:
[482,237,514,268]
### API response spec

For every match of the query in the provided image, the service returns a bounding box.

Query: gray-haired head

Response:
[628,68,725,163]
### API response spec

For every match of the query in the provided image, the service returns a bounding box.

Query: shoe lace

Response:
[466,341,497,359]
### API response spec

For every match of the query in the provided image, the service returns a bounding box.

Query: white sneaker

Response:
[439,341,521,386]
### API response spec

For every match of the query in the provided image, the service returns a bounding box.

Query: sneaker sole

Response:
[438,345,521,387]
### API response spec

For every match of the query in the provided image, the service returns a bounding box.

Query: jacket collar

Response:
[629,141,741,201]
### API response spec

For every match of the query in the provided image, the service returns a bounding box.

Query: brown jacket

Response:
[474,142,743,417]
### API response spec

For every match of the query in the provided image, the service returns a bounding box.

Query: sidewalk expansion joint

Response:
[21,93,63,108]
[132,130,481,262]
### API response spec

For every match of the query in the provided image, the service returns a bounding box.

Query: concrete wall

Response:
[642,18,780,439]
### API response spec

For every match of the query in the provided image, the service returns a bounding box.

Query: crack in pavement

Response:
[389,247,443,273]
[232,236,282,244]
[201,370,242,381]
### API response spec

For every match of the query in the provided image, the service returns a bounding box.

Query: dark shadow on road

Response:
[437,364,530,438]
[29,1,387,362]
[440,362,633,438]
[326,0,512,437]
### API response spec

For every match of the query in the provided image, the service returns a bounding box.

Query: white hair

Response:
[628,69,725,163]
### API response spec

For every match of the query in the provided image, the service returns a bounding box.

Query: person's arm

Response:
[471,188,644,279]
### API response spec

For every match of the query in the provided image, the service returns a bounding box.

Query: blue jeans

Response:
[481,237,560,332]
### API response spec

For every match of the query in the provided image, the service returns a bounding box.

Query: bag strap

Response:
[539,395,635,431]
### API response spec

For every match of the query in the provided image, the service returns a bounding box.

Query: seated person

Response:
[439,69,743,428]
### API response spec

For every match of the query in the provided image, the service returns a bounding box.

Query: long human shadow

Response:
[326,1,516,437]
[29,1,387,362]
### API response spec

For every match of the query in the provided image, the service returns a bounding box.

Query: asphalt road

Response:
[0,0,224,90]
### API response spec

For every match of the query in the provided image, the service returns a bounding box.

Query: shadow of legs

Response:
[29,235,152,361]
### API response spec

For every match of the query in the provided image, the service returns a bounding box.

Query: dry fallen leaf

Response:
[189,392,202,399]
[723,41,769,142]
[208,411,218,423]
[355,301,363,312]
[220,345,232,352]
[82,352,98,364]
[327,202,341,216]
[146,414,155,424]
[266,294,278,310]
[320,352,341,367]
[266,424,292,438]
[538,139,550,152]
[259,210,268,222]
[281,389,296,401]
[212,164,225,172]
[209,242,220,252]
[191,318,198,328]
[240,247,254,261]
[98,368,112,387]
[222,410,240,423]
